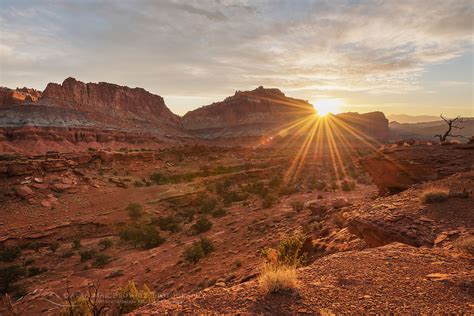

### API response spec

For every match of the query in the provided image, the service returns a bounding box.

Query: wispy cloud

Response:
[0,0,472,113]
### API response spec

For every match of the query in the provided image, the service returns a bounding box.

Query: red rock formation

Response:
[335,111,389,141]
[182,86,315,138]
[40,77,181,129]
[0,87,42,106]
[360,144,474,194]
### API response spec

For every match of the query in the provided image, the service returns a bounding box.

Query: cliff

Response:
[39,77,181,129]
[182,86,315,138]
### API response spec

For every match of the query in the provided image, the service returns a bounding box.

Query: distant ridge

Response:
[387,114,441,123]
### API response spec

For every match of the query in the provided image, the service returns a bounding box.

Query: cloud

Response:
[0,0,472,107]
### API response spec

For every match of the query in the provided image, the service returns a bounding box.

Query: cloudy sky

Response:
[0,0,472,116]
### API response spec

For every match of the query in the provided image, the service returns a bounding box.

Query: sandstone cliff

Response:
[182,86,315,138]
[39,77,181,130]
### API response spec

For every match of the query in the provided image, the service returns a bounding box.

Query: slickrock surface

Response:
[133,243,473,314]
[361,144,474,193]
[348,170,474,247]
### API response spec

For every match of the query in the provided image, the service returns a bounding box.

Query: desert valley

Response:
[0,77,472,314]
[1,0,473,315]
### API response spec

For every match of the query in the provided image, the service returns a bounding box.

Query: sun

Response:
[313,99,342,116]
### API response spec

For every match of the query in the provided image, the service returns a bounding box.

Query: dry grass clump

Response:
[258,264,297,294]
[453,236,474,256]
[420,188,449,204]
[258,231,306,294]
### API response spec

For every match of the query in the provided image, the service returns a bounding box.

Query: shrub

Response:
[262,194,277,208]
[198,237,215,254]
[155,216,181,233]
[277,231,308,267]
[290,201,304,213]
[190,217,212,235]
[150,172,167,185]
[211,207,227,218]
[79,249,97,262]
[0,246,21,262]
[247,182,268,197]
[258,265,297,294]
[126,203,144,220]
[340,180,355,191]
[116,281,155,314]
[93,254,112,268]
[49,242,60,253]
[98,238,113,251]
[72,239,82,250]
[27,242,41,252]
[269,175,283,189]
[453,236,474,256]
[27,266,47,277]
[61,250,75,258]
[183,237,214,264]
[222,191,249,205]
[0,265,25,295]
[119,225,165,249]
[60,295,91,316]
[234,258,242,268]
[421,189,449,204]
[133,180,144,187]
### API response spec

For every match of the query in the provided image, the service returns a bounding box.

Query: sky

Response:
[0,0,472,117]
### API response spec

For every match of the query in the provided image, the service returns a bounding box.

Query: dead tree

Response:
[434,115,466,142]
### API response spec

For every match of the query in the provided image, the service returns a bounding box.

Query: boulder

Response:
[15,185,34,198]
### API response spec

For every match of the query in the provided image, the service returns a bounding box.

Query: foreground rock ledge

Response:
[132,243,473,314]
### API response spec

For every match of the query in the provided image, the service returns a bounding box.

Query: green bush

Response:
[0,246,21,262]
[150,172,167,184]
[119,225,165,249]
[341,180,355,191]
[27,266,47,277]
[0,265,25,295]
[211,207,227,218]
[277,231,308,267]
[421,189,449,204]
[269,175,283,189]
[154,216,181,233]
[93,254,112,268]
[30,242,41,252]
[190,217,212,235]
[133,180,144,187]
[61,250,75,258]
[126,203,144,220]
[247,182,268,197]
[49,242,60,253]
[79,249,97,262]
[72,239,82,250]
[183,237,215,264]
[262,194,277,208]
[200,196,217,213]
[98,238,113,251]
[222,191,249,205]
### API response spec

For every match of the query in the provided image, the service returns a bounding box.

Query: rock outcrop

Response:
[360,143,474,194]
[182,86,315,138]
[0,79,391,153]
[0,87,42,106]
[133,243,473,314]
[40,77,181,129]
[335,111,389,141]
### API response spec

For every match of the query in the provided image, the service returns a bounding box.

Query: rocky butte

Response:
[0,78,390,154]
